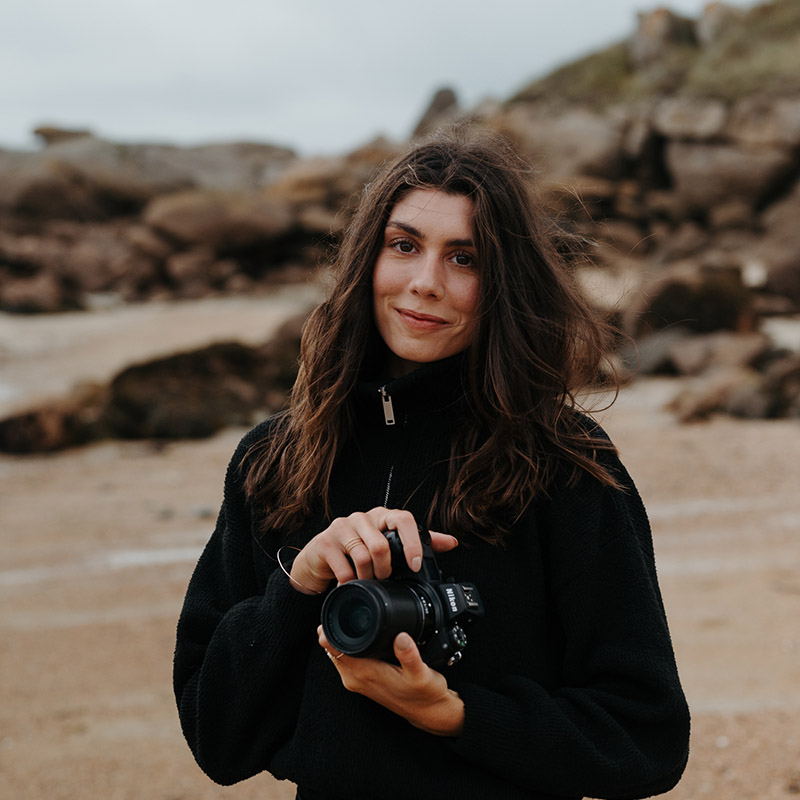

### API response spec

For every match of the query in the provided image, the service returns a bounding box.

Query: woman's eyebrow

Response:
[385,219,474,248]
[386,220,421,237]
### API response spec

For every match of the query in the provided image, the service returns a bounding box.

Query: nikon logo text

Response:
[445,587,458,614]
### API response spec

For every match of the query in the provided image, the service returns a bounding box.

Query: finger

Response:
[318,627,335,651]
[291,520,364,592]
[322,518,370,579]
[429,530,459,554]
[318,627,346,664]
[339,535,373,581]
[373,508,422,573]
[345,513,394,579]
[326,548,357,585]
[316,516,377,582]
[288,542,336,595]
[393,632,425,675]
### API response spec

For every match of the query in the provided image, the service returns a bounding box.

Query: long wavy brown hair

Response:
[244,130,620,544]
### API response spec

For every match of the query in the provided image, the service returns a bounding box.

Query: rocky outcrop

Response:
[621,264,756,338]
[3,1,797,320]
[499,105,626,179]
[0,134,296,222]
[758,178,800,305]
[628,8,697,68]
[0,310,308,453]
[493,2,800,426]
[412,88,461,139]
[667,352,800,422]
[0,135,398,310]
[0,221,163,310]
[665,141,793,214]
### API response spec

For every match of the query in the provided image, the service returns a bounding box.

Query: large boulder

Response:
[0,222,162,311]
[652,97,728,140]
[142,189,293,249]
[757,178,800,307]
[163,247,240,298]
[0,228,66,275]
[412,87,461,138]
[628,8,697,68]
[667,365,761,421]
[696,2,746,45]
[0,137,186,221]
[727,354,800,419]
[618,327,693,376]
[127,141,296,190]
[0,228,72,311]
[0,270,67,313]
[263,138,399,226]
[102,311,306,439]
[666,330,771,375]
[665,141,794,213]
[33,126,94,145]
[59,222,160,298]
[728,97,800,148]
[624,263,755,338]
[0,135,297,223]
[0,383,108,453]
[668,353,800,421]
[102,341,276,439]
[498,105,626,179]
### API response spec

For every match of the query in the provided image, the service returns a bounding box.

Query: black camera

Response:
[321,527,483,670]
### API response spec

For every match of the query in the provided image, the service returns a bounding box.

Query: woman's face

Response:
[372,189,480,378]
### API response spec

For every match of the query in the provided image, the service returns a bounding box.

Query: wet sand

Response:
[1,295,799,800]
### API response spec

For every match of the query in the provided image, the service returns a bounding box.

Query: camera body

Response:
[321,527,484,670]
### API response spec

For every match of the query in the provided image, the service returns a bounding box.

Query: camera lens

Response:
[322,579,434,660]
[338,594,377,640]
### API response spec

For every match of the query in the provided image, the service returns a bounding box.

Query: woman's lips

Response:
[396,308,448,329]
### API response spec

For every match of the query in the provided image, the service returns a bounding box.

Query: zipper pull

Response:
[379,386,396,426]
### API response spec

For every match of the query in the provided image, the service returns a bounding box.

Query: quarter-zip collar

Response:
[356,352,470,427]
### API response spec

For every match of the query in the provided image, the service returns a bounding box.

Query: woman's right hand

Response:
[288,507,458,595]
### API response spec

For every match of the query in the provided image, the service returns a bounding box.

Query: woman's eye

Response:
[390,239,416,254]
[453,251,475,268]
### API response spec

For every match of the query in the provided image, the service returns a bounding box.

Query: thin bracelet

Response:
[276,545,323,595]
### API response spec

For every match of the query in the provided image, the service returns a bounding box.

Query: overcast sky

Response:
[1,0,758,156]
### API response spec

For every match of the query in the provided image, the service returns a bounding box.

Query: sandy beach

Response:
[1,291,799,800]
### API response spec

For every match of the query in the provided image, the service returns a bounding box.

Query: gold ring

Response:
[326,650,344,661]
[343,537,362,554]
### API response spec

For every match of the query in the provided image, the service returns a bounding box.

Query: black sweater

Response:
[174,358,690,799]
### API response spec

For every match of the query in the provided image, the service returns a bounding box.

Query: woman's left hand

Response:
[317,627,465,737]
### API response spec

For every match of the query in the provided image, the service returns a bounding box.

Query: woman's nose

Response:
[409,253,444,297]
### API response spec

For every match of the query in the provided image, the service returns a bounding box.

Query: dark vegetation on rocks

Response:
[1,0,799,451]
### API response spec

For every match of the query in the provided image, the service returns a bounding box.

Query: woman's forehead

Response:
[387,189,475,231]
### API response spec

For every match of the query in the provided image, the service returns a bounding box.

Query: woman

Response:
[174,132,690,800]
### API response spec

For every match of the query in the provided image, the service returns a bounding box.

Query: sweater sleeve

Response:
[449,454,690,799]
[172,426,324,786]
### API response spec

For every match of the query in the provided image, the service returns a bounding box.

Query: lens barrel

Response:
[322,579,432,659]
